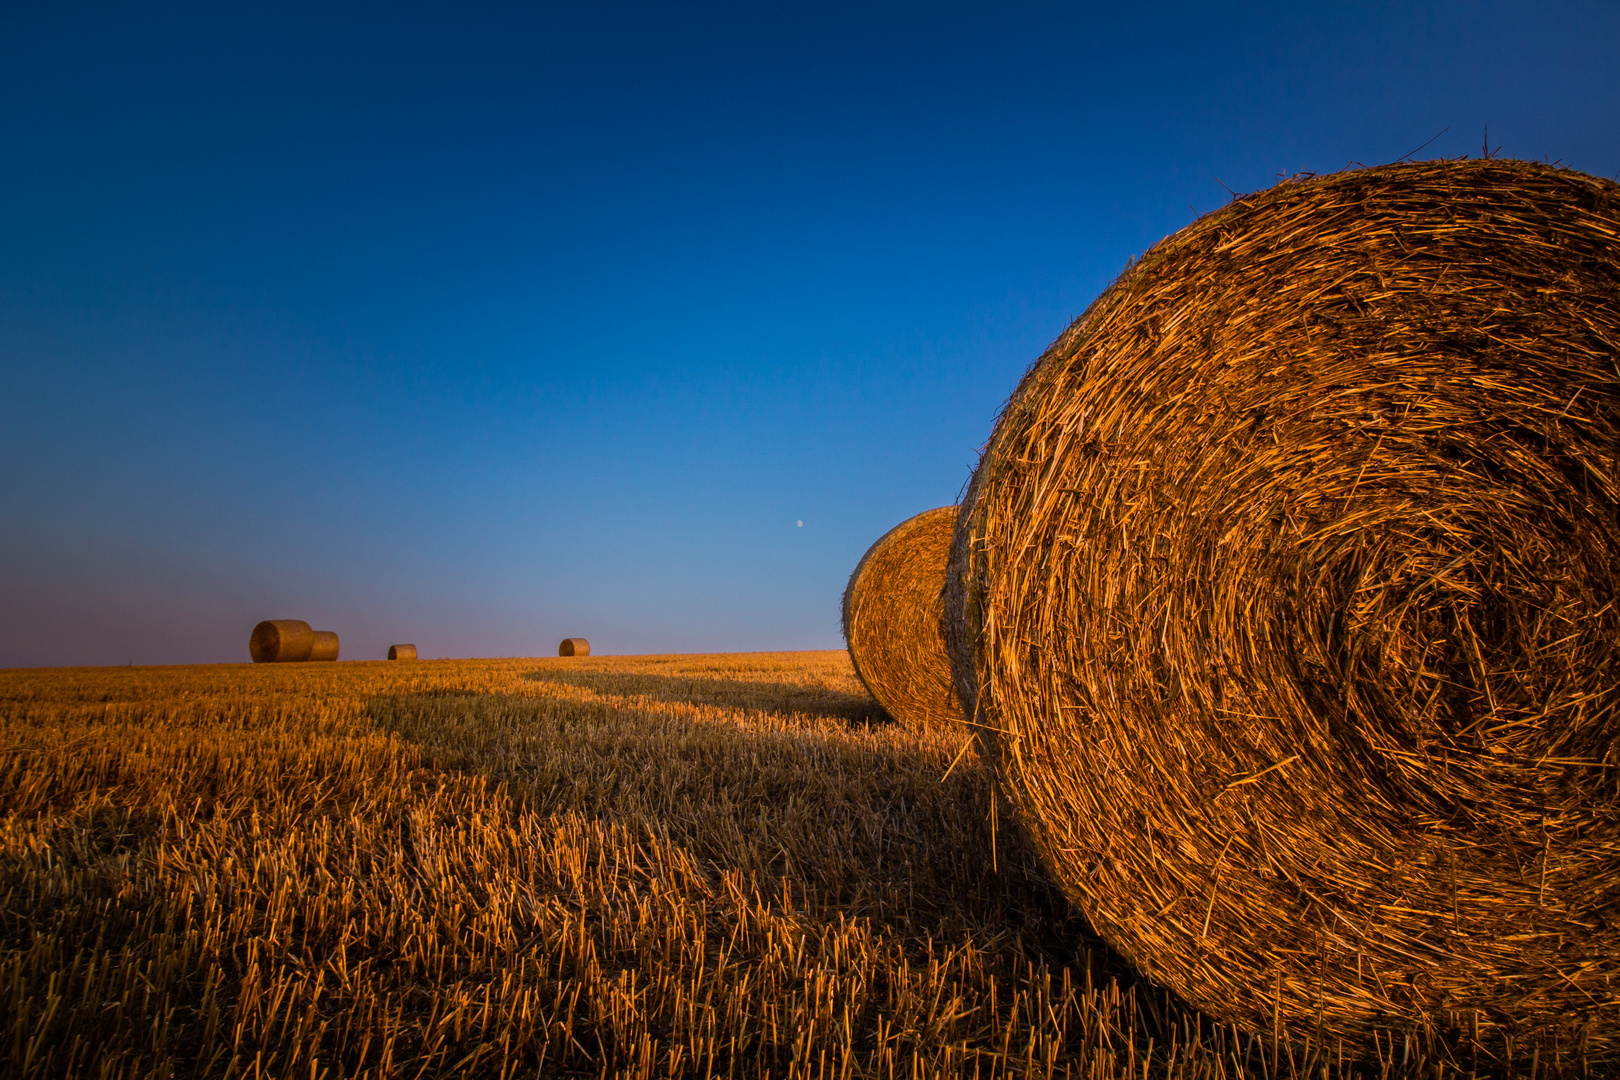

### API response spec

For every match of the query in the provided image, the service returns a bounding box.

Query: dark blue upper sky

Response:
[3,1,1616,666]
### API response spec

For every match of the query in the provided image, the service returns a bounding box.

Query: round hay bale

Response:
[842,506,962,728]
[388,644,417,661]
[307,631,339,662]
[249,619,314,663]
[559,637,590,657]
[942,159,1620,1052]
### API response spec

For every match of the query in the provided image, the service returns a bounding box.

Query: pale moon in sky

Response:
[796,520,803,527]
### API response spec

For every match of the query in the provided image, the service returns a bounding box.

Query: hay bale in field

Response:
[307,631,340,662]
[942,159,1620,1053]
[387,644,417,661]
[559,638,590,657]
[842,506,962,728]
[249,619,315,663]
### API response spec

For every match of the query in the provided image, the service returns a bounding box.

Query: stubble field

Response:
[1,653,1515,1078]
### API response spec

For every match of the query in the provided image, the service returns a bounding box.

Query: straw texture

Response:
[308,631,340,662]
[942,159,1620,1053]
[387,644,417,661]
[559,638,591,657]
[843,506,962,728]
[249,620,315,664]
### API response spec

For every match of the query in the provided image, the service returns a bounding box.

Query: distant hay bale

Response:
[559,638,590,657]
[842,506,962,728]
[942,160,1620,1052]
[307,631,340,662]
[388,644,417,661]
[249,619,315,663]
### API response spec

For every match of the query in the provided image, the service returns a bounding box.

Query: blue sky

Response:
[3,1,1617,666]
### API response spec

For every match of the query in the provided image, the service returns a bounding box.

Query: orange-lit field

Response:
[1,653,1498,1078]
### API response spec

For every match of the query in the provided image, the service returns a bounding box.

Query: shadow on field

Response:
[521,669,892,724]
[363,684,1088,954]
[353,686,1298,1073]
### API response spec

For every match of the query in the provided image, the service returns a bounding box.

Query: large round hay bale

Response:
[842,506,962,728]
[388,644,417,661]
[559,637,590,657]
[942,160,1620,1053]
[307,631,339,662]
[249,619,315,663]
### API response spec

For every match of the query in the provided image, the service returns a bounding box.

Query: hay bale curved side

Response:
[559,637,590,657]
[387,644,417,660]
[842,505,962,728]
[942,159,1620,1052]
[249,619,315,663]
[307,631,339,662]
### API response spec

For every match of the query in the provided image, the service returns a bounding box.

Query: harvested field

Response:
[0,653,1566,1077]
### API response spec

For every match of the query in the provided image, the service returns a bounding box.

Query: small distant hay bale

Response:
[942,160,1620,1052]
[307,631,339,662]
[559,638,590,657]
[388,644,417,661]
[842,506,962,728]
[249,619,314,663]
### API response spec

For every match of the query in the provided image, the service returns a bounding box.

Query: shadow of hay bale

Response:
[363,686,1088,952]
[944,158,1620,1059]
[523,669,891,725]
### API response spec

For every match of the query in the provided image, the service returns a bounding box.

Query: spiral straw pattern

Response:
[944,159,1620,1053]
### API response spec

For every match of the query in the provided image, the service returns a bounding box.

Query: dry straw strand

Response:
[559,637,591,657]
[843,505,964,728]
[943,158,1620,1056]
[249,619,315,663]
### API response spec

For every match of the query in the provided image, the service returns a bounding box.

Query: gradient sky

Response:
[3,1,1617,666]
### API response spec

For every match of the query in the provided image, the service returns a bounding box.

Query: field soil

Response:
[0,653,1514,1078]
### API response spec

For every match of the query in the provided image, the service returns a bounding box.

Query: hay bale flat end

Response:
[944,158,1620,1054]
[843,505,962,728]
[249,619,315,663]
